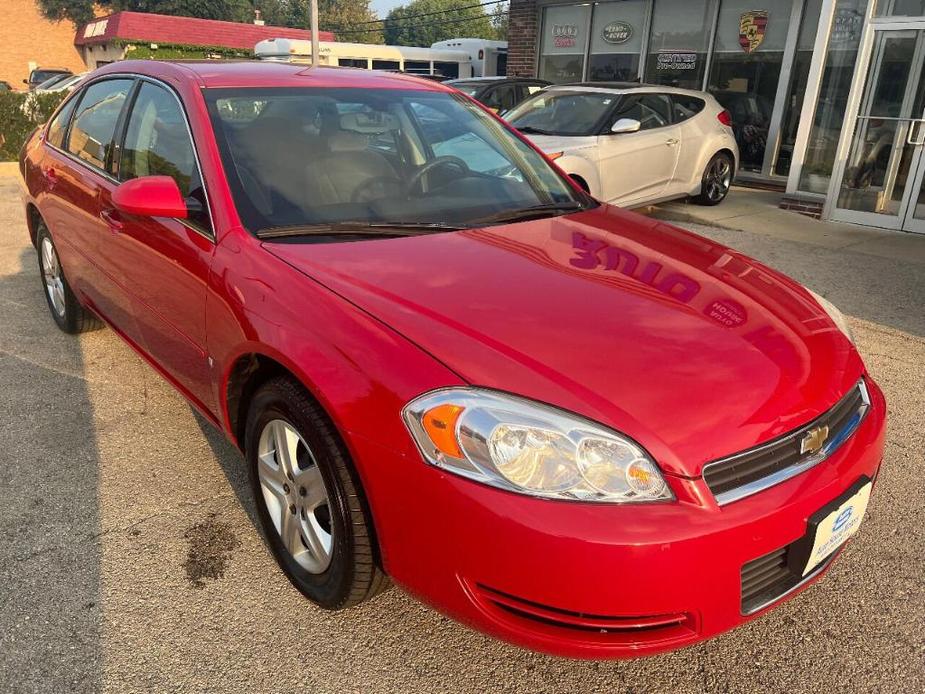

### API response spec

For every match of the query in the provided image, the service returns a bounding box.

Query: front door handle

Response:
[100,208,124,233]
[666,138,680,147]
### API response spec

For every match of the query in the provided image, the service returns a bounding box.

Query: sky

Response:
[370,0,405,17]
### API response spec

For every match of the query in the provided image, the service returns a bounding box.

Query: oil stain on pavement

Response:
[183,513,241,588]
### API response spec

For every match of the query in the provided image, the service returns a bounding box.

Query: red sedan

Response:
[20,60,885,659]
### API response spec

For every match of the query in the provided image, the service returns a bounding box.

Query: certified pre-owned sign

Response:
[602,21,633,44]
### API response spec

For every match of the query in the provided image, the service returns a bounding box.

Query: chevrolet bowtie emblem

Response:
[800,425,830,455]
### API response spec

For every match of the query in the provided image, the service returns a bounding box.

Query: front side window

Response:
[67,79,133,171]
[205,87,586,236]
[120,81,209,230]
[482,84,518,112]
[506,91,618,136]
[610,93,672,130]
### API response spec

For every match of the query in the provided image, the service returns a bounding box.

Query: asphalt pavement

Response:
[1,177,923,693]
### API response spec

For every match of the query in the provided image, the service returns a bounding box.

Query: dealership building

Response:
[507,0,925,233]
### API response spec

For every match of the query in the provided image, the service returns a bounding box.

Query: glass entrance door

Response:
[832,26,925,233]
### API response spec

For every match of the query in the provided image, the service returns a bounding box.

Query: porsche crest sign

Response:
[739,11,769,53]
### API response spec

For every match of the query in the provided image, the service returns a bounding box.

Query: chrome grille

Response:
[703,380,870,505]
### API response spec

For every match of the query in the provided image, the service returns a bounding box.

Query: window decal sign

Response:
[656,51,697,71]
[602,21,633,44]
[739,11,768,53]
[552,24,578,48]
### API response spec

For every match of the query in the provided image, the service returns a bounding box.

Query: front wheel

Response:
[244,376,389,609]
[694,152,734,206]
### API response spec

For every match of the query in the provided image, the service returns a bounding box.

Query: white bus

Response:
[430,39,507,77]
[254,38,473,79]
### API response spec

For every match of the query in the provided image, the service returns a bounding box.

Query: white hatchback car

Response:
[504,83,738,207]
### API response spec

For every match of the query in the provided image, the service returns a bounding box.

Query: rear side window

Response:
[672,95,706,122]
[67,79,133,171]
[46,96,78,149]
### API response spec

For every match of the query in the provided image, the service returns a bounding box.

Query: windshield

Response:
[205,87,586,237]
[505,91,618,136]
[31,70,69,86]
[35,73,70,90]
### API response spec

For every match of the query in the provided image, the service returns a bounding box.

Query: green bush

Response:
[0,91,68,162]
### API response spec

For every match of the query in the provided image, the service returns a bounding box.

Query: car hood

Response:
[264,206,863,476]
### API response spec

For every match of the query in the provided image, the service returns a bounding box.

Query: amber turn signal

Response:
[422,403,465,459]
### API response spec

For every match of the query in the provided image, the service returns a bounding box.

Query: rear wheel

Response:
[36,223,102,334]
[694,152,734,206]
[245,376,389,609]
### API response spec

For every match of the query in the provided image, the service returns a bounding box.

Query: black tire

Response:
[244,376,389,609]
[694,152,734,206]
[35,222,103,334]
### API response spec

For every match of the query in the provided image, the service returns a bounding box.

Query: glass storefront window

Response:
[539,4,592,83]
[876,0,925,16]
[775,0,822,175]
[798,0,866,193]
[645,0,715,89]
[707,0,793,172]
[588,0,648,82]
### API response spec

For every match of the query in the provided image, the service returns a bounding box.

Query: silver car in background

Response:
[505,83,738,207]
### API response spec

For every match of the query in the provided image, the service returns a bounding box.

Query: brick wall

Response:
[1,0,87,90]
[507,0,538,77]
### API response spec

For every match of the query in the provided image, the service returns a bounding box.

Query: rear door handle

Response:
[666,138,680,147]
[43,167,58,187]
[100,208,124,232]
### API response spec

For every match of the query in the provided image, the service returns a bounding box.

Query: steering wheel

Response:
[406,156,470,194]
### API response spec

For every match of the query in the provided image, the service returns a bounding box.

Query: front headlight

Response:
[808,289,855,344]
[402,388,672,503]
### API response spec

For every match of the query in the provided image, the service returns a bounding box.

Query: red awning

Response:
[76,11,335,51]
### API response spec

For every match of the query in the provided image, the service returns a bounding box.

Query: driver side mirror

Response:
[112,176,188,219]
[611,118,641,134]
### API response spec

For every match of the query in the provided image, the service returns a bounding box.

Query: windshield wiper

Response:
[256,221,465,240]
[469,201,586,226]
[515,126,553,136]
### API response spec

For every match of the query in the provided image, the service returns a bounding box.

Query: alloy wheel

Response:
[41,237,66,318]
[706,157,732,203]
[257,419,334,574]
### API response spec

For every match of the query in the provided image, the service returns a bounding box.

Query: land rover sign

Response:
[602,21,633,44]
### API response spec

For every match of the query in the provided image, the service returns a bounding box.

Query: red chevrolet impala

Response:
[20,60,885,658]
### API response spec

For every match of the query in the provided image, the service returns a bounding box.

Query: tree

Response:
[257,0,383,44]
[37,0,256,27]
[383,0,502,47]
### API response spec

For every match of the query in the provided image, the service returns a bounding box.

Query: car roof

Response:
[448,77,547,85]
[92,59,455,92]
[546,82,711,98]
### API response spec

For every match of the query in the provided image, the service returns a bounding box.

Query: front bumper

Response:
[353,377,886,659]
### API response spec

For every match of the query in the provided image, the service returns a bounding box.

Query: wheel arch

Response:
[223,348,389,574]
[25,202,43,247]
[225,350,297,451]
